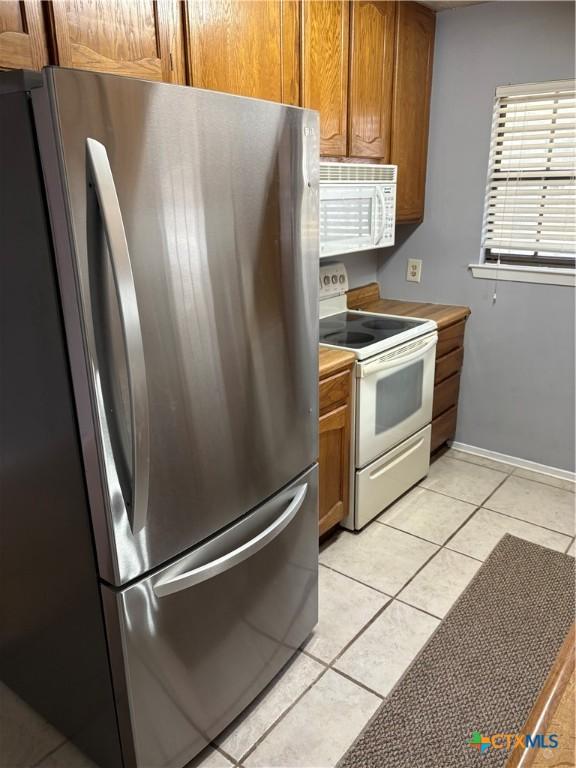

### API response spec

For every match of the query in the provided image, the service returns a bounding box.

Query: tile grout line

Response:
[229,665,332,765]
[328,666,385,701]
[394,597,443,621]
[315,467,567,724]
[232,591,397,765]
[444,452,516,474]
[212,463,574,766]
[480,503,574,538]
[214,743,239,765]
[30,737,69,767]
[318,561,393,598]
[373,518,451,546]
[374,520,482,559]
[441,471,511,550]
[389,474,514,611]
[444,451,575,491]
[316,595,395,669]
[415,484,502,504]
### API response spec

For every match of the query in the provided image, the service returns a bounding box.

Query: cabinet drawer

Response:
[436,319,466,358]
[431,405,458,452]
[435,346,464,384]
[433,372,461,419]
[319,369,351,413]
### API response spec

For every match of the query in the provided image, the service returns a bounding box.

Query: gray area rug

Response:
[339,534,575,768]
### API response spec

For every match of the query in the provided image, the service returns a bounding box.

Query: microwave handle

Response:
[375,188,387,245]
[358,333,438,378]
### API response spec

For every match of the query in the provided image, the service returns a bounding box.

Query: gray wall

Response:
[336,250,380,289]
[377,1,575,471]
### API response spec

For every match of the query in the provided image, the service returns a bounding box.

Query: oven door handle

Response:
[358,333,437,378]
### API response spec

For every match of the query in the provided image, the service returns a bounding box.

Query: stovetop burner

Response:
[360,317,414,333]
[322,330,376,348]
[319,312,428,351]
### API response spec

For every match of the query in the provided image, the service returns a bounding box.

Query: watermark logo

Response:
[468,731,491,754]
[467,731,559,754]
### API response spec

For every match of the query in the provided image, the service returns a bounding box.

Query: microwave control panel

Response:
[379,184,396,246]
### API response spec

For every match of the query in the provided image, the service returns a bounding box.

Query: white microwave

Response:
[319,162,397,258]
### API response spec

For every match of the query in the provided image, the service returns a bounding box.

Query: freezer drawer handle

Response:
[86,138,150,536]
[153,483,308,598]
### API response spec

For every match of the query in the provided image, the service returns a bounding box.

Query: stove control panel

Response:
[319,263,348,298]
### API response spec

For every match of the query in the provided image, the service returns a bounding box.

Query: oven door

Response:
[320,184,387,257]
[356,333,437,468]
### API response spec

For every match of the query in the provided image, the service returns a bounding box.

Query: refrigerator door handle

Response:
[86,138,150,536]
[153,483,309,597]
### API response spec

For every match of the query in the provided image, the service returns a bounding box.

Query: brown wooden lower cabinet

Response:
[319,404,350,536]
[431,317,468,452]
[318,353,354,537]
[431,404,458,453]
[433,372,461,419]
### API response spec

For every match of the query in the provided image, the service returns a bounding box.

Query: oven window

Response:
[375,360,423,433]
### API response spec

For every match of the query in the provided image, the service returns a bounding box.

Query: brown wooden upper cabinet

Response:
[0,1,48,70]
[47,0,185,84]
[186,0,300,104]
[0,0,435,223]
[301,0,349,157]
[348,1,396,160]
[186,0,299,104]
[390,2,435,222]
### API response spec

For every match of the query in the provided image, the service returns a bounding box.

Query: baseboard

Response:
[449,441,576,482]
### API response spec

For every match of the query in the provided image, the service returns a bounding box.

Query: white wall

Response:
[377,1,575,471]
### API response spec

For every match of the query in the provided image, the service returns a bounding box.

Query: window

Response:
[473,80,575,286]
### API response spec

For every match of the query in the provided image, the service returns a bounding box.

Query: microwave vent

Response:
[320,163,397,184]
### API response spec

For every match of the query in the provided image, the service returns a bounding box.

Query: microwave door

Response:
[320,185,376,257]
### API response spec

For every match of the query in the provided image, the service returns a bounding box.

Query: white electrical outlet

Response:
[406,258,422,283]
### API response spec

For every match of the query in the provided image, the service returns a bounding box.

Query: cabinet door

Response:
[348,1,395,159]
[186,0,299,104]
[390,2,435,222]
[319,403,350,535]
[302,0,349,157]
[48,1,185,83]
[0,1,48,70]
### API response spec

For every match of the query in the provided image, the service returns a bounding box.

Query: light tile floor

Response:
[2,452,574,768]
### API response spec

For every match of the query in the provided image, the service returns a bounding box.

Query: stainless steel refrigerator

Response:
[0,68,319,768]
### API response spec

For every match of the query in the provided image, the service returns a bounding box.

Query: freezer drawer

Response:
[103,466,318,768]
[355,426,431,529]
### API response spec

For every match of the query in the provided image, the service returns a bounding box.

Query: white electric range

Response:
[319,263,438,530]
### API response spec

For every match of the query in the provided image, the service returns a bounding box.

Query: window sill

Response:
[469,263,575,287]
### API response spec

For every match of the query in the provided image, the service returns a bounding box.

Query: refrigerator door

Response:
[102,466,318,768]
[34,68,319,584]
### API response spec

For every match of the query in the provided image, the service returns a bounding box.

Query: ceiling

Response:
[419,1,485,10]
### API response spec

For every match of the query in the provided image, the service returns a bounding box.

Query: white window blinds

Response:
[482,79,576,269]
